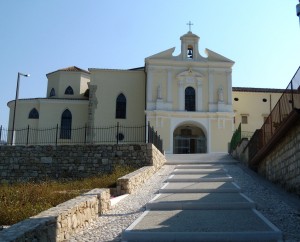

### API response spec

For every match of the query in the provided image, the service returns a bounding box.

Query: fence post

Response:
[55,124,58,146]
[291,81,294,109]
[26,125,30,145]
[278,102,282,123]
[84,123,87,145]
[116,122,119,145]
[147,122,150,143]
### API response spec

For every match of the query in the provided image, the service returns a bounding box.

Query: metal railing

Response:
[0,122,164,154]
[248,67,300,162]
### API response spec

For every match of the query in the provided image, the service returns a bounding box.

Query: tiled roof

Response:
[88,67,144,72]
[47,66,90,76]
[232,87,285,93]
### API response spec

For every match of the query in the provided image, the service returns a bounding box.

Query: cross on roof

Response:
[186,21,193,32]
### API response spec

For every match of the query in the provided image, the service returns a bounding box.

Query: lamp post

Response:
[11,72,30,145]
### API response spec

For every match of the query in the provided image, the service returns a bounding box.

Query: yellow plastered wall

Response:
[90,69,145,127]
[232,91,282,132]
[47,71,90,99]
[148,116,171,152]
[7,100,88,144]
[210,119,233,152]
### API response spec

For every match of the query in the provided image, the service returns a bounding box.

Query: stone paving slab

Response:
[175,164,224,169]
[146,192,256,210]
[166,160,238,165]
[166,174,233,182]
[172,168,227,174]
[122,209,282,242]
[159,181,241,193]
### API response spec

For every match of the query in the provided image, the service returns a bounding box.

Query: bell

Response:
[188,49,192,56]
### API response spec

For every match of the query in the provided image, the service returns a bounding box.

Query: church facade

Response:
[7,31,282,153]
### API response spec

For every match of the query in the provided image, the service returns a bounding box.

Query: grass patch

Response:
[0,165,136,226]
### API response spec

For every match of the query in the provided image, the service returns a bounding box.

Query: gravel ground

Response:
[69,161,300,242]
[225,163,300,242]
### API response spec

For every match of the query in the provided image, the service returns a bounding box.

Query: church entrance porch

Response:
[173,125,206,154]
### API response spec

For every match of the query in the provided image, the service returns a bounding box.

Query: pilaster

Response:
[87,84,98,143]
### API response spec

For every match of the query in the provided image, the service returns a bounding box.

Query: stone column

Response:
[197,80,203,111]
[208,69,214,104]
[226,70,232,105]
[147,68,153,103]
[167,70,173,102]
[87,84,98,143]
[178,80,184,111]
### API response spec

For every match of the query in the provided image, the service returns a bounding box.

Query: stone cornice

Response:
[7,98,88,107]
[145,110,234,118]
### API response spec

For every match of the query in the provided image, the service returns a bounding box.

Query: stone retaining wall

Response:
[257,119,300,195]
[0,143,161,183]
[116,145,166,194]
[0,188,111,242]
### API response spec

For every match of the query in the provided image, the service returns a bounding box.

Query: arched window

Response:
[28,108,39,119]
[60,109,72,139]
[185,87,196,111]
[64,86,74,95]
[50,88,56,97]
[116,93,126,119]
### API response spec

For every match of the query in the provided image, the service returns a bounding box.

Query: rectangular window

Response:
[241,115,248,124]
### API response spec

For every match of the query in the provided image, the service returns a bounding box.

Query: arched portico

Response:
[173,122,207,154]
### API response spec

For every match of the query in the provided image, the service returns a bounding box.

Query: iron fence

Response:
[248,66,300,162]
[0,122,164,154]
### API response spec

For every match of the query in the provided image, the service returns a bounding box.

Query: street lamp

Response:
[297,0,300,24]
[11,72,30,145]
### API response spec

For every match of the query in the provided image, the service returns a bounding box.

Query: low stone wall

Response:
[257,118,300,195]
[0,188,111,242]
[116,145,166,194]
[231,138,249,164]
[0,143,161,183]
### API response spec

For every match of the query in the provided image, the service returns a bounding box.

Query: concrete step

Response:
[166,174,234,182]
[159,182,241,193]
[122,209,282,242]
[166,160,238,165]
[165,153,238,165]
[175,164,224,169]
[171,168,227,175]
[146,193,256,210]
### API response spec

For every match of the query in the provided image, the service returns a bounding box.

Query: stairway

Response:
[122,154,282,242]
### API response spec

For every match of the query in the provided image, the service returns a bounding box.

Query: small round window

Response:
[116,133,124,141]
[262,98,267,102]
[234,97,239,101]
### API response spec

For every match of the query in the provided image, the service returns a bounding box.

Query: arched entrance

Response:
[173,124,207,154]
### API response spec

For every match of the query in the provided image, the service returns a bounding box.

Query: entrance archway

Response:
[173,124,207,154]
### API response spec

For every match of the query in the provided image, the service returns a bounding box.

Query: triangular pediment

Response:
[177,68,203,78]
[205,49,234,63]
[146,47,175,59]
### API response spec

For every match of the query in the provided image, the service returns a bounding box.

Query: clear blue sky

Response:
[0,0,299,127]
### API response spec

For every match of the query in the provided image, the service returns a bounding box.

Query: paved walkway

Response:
[70,154,300,242]
[122,154,282,241]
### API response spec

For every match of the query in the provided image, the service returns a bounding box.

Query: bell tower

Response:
[180,22,201,61]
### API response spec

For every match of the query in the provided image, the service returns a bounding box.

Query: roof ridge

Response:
[47,66,90,76]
